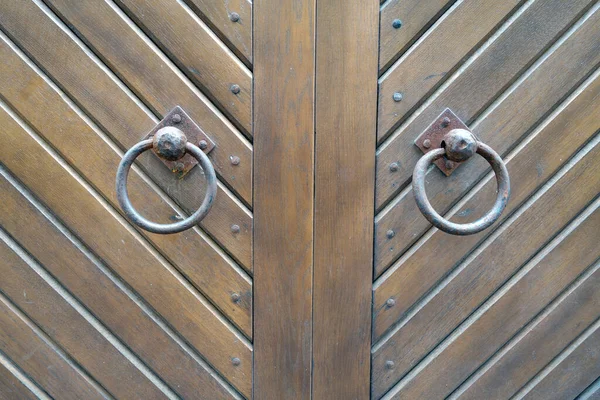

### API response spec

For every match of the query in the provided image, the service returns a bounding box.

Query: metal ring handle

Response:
[412,133,510,235]
[116,135,217,234]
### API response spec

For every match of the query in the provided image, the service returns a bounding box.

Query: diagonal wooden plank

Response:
[253,0,315,396]
[184,0,251,65]
[0,361,37,400]
[379,0,455,72]
[521,320,600,400]
[455,263,600,400]
[0,175,237,399]
[375,6,600,277]
[45,0,252,205]
[0,1,253,271]
[0,240,169,399]
[0,297,106,400]
[377,0,523,141]
[0,106,252,397]
[372,137,600,398]
[114,0,252,134]
[381,204,600,399]
[0,36,252,336]
[373,68,600,339]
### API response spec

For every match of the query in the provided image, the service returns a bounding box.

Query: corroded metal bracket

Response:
[142,106,215,176]
[414,108,476,176]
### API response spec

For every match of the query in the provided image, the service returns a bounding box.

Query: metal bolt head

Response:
[198,140,208,150]
[230,12,240,22]
[153,127,187,161]
[423,139,432,149]
[392,19,403,29]
[230,84,241,95]
[385,360,395,370]
[441,117,451,128]
[232,357,241,366]
[386,298,396,308]
[386,230,395,239]
[231,224,241,234]
[230,155,241,165]
[389,162,399,172]
[444,129,478,162]
[171,113,182,124]
[231,293,241,303]
[393,92,403,102]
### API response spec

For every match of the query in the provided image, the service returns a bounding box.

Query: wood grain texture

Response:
[312,0,378,398]
[0,240,167,399]
[0,1,253,272]
[0,296,105,399]
[0,35,252,336]
[522,321,600,400]
[377,0,522,141]
[373,69,600,340]
[0,176,236,399]
[379,0,455,72]
[45,0,252,205]
[457,264,600,400]
[0,105,252,397]
[372,138,600,398]
[375,5,600,276]
[0,362,37,400]
[382,206,600,399]
[253,0,315,397]
[375,0,594,212]
[184,0,252,64]
[114,0,252,134]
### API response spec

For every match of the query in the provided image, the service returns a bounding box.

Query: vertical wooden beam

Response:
[313,0,379,398]
[253,0,315,398]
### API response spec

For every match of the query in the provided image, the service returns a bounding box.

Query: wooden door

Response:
[0,0,598,399]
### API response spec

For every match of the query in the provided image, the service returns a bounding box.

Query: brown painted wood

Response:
[375,5,600,276]
[372,139,600,398]
[114,0,252,134]
[373,69,600,340]
[522,322,600,400]
[457,264,600,400]
[253,0,315,397]
[45,0,252,205]
[312,0,378,398]
[0,36,252,337]
[0,0,253,272]
[0,362,36,400]
[375,0,594,212]
[0,295,105,399]
[379,0,455,72]
[0,240,167,399]
[0,177,235,399]
[377,0,522,141]
[0,105,252,397]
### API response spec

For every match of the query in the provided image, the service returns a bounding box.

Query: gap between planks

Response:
[0,164,244,400]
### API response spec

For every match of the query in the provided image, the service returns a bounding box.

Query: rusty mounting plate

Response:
[414,108,476,176]
[142,106,215,177]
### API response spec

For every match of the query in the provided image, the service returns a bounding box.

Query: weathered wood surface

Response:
[312,0,378,398]
[0,176,237,399]
[253,0,315,397]
[373,1,600,398]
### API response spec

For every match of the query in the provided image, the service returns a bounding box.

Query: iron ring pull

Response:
[412,129,510,236]
[116,127,217,234]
